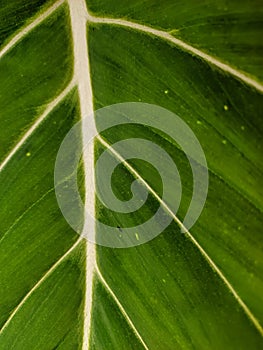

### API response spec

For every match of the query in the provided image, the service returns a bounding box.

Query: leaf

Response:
[0,0,262,349]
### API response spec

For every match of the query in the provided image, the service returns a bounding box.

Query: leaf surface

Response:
[0,1,262,349]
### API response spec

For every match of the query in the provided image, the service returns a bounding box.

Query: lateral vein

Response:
[0,238,83,335]
[0,0,65,59]
[98,135,263,337]
[95,264,150,350]
[0,187,54,246]
[86,14,263,93]
[0,80,75,173]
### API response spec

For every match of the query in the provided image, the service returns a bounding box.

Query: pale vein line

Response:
[0,237,83,335]
[0,0,261,344]
[0,0,65,59]
[98,135,263,336]
[89,12,263,336]
[67,1,96,348]
[95,264,150,350]
[0,187,54,246]
[86,14,263,93]
[0,80,75,173]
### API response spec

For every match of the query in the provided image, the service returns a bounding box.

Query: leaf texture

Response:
[0,1,262,349]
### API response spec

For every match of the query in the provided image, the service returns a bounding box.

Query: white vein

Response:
[98,136,263,336]
[86,13,263,94]
[95,264,150,350]
[0,0,65,59]
[68,3,150,348]
[0,80,75,173]
[67,0,96,348]
[0,237,82,335]
[0,0,262,346]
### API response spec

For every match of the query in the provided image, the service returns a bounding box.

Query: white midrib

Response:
[67,0,96,349]
[68,2,150,348]
[0,0,262,346]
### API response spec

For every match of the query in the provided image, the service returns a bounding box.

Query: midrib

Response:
[67,0,96,348]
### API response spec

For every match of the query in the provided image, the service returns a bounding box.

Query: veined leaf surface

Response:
[0,0,262,349]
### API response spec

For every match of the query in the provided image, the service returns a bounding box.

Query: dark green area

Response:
[89,24,263,209]
[0,4,73,162]
[0,0,55,47]
[96,224,263,349]
[0,90,84,347]
[0,3,86,348]
[96,123,193,222]
[89,275,145,350]
[87,0,263,80]
[95,138,165,229]
[0,240,85,350]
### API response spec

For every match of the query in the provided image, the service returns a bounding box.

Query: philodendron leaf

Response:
[0,0,262,349]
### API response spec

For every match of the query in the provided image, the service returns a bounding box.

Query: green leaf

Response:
[0,0,262,349]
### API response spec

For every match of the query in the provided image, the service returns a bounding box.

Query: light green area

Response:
[89,23,263,348]
[87,0,263,81]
